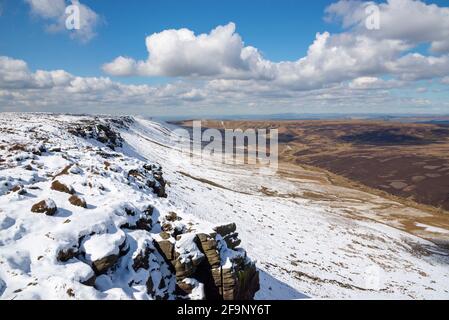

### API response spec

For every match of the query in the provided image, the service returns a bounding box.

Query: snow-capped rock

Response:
[1,113,449,300]
[0,113,259,300]
[31,198,57,216]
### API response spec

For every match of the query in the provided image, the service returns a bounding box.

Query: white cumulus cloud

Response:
[325,0,449,53]
[1,55,444,115]
[103,0,449,92]
[25,0,101,42]
[103,22,273,79]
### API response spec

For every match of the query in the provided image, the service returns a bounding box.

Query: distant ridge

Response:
[160,113,449,122]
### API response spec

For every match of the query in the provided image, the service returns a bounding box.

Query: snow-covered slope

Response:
[0,113,258,300]
[1,113,448,300]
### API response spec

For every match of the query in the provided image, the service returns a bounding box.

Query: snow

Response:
[0,114,178,299]
[124,117,449,300]
[182,278,205,300]
[416,223,449,235]
[1,113,449,300]
[82,229,126,261]
[175,233,204,264]
[44,199,57,210]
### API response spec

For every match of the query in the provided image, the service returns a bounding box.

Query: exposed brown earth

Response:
[184,120,449,210]
[177,119,449,246]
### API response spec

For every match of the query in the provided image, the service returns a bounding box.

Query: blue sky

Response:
[0,0,338,78]
[0,0,449,116]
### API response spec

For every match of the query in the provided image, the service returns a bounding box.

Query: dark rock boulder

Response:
[57,248,78,262]
[166,211,182,222]
[154,239,175,262]
[127,166,167,198]
[175,280,195,296]
[92,254,119,274]
[214,223,241,249]
[31,199,57,216]
[51,180,75,194]
[214,223,236,236]
[10,184,26,195]
[221,259,259,300]
[153,224,260,301]
[69,195,87,208]
[68,119,124,150]
[196,226,258,300]
[196,233,221,268]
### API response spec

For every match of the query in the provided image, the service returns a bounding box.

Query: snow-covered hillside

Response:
[0,113,258,300]
[1,113,449,300]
